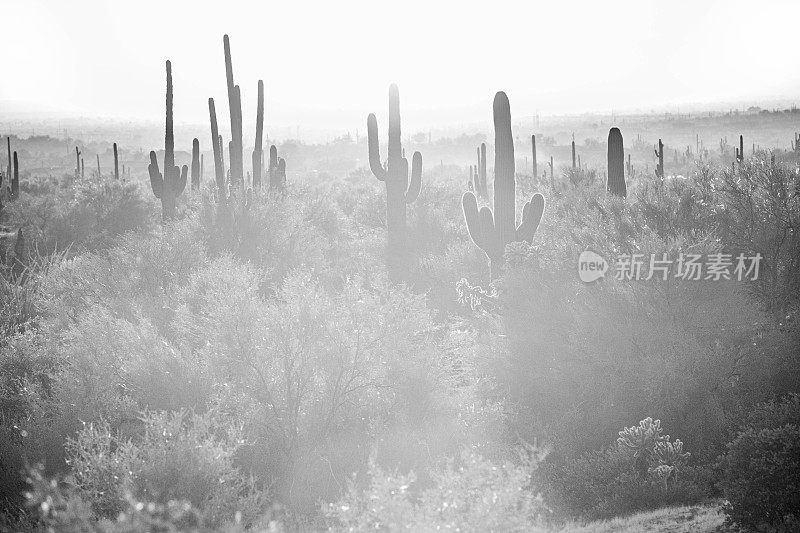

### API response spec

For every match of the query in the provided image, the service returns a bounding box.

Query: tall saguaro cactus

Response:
[735,134,744,162]
[475,143,488,198]
[607,128,626,197]
[531,134,537,178]
[208,98,225,195]
[571,135,577,169]
[253,80,264,190]
[191,138,200,190]
[462,92,546,279]
[5,138,10,183]
[223,35,244,188]
[75,146,81,178]
[9,151,19,200]
[113,143,119,180]
[654,139,664,179]
[367,83,423,281]
[148,60,188,220]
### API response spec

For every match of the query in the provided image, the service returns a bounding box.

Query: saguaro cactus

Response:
[607,127,626,197]
[571,134,576,169]
[113,143,119,180]
[191,138,200,190]
[475,143,488,198]
[531,134,537,178]
[208,98,225,195]
[253,80,264,190]
[9,152,19,200]
[654,139,664,178]
[6,138,11,183]
[223,35,244,188]
[367,83,423,281]
[96,154,101,178]
[75,146,81,178]
[148,60,188,220]
[462,92,545,279]
[735,134,744,162]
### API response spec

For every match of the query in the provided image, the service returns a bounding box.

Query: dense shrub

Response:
[328,449,547,531]
[538,419,714,521]
[719,394,800,531]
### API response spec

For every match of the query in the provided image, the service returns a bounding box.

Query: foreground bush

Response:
[538,418,714,520]
[327,449,547,532]
[719,394,800,531]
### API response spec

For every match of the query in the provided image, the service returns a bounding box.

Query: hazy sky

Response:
[4,0,800,135]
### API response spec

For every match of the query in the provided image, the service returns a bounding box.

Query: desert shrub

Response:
[714,161,800,315]
[719,394,800,531]
[4,177,154,255]
[192,188,353,284]
[64,410,267,528]
[37,222,206,333]
[539,419,713,521]
[327,448,546,532]
[496,228,780,459]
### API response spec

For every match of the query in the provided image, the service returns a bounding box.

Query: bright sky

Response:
[3,0,800,135]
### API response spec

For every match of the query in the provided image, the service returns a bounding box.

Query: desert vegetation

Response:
[0,32,799,533]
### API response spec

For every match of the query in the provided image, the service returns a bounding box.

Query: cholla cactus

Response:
[617,417,668,457]
[651,438,690,469]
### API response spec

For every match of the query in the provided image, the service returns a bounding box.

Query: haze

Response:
[4,0,800,137]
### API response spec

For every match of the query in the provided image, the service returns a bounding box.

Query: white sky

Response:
[3,0,800,134]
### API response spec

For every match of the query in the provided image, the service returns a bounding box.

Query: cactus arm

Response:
[367,113,386,181]
[405,151,422,203]
[463,192,501,260]
[148,151,163,199]
[516,193,545,243]
[177,164,188,195]
[462,192,488,252]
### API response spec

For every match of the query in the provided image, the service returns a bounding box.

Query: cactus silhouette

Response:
[462,92,545,279]
[367,83,423,281]
[5,137,10,184]
[75,146,81,179]
[191,138,200,190]
[606,128,626,197]
[654,139,664,179]
[113,143,119,180]
[148,60,188,220]
[208,98,226,196]
[475,143,488,198]
[252,80,264,190]
[223,35,244,189]
[9,151,19,201]
[531,134,537,178]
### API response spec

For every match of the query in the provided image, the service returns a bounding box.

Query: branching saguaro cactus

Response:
[252,80,264,190]
[267,145,286,191]
[223,34,244,189]
[462,92,546,280]
[367,83,423,281]
[606,127,627,197]
[654,138,664,178]
[148,60,188,220]
[735,134,744,162]
[208,98,226,196]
